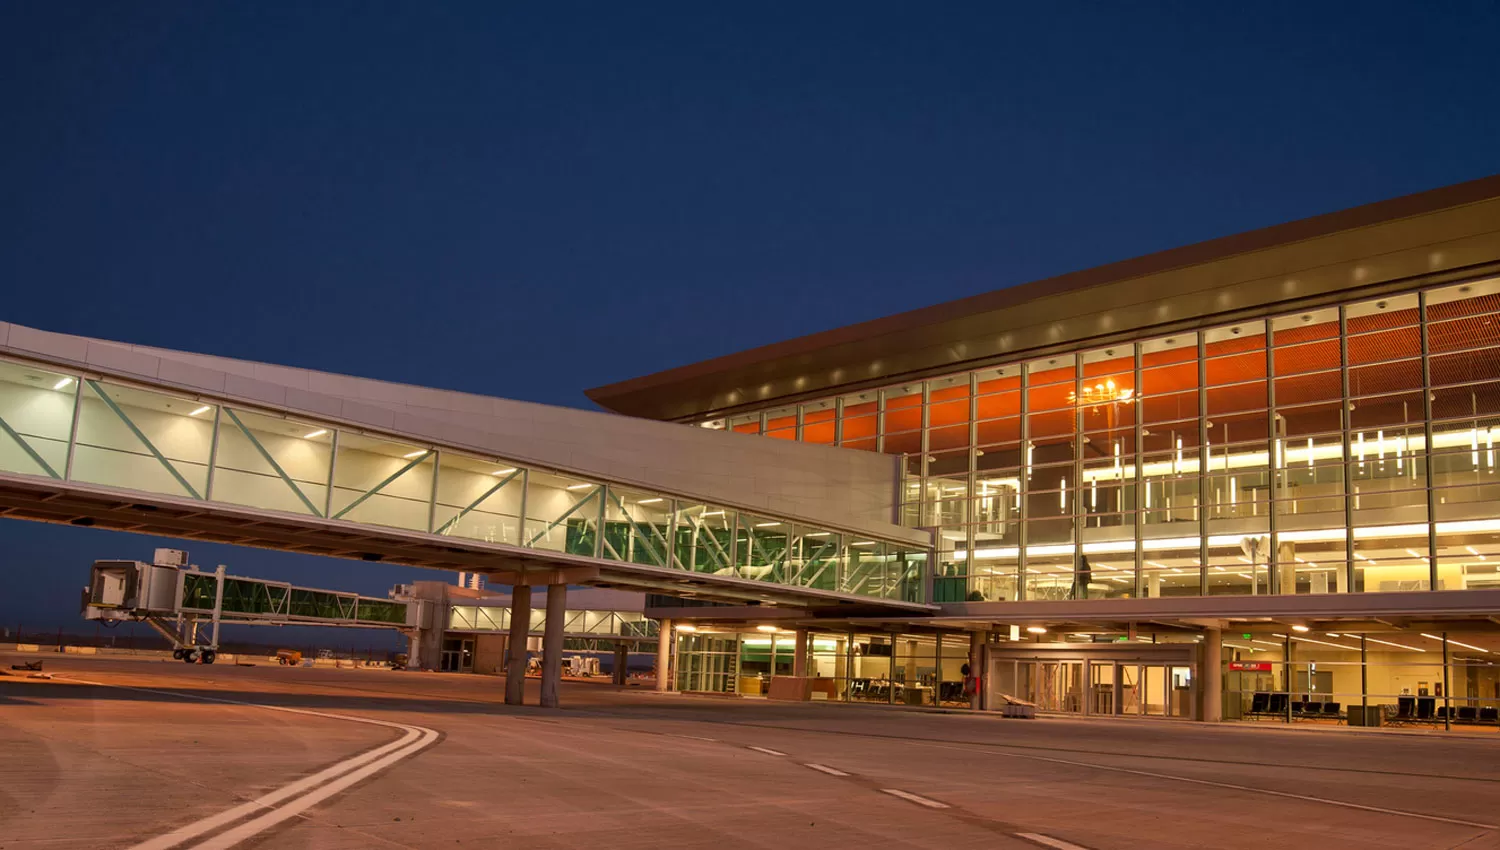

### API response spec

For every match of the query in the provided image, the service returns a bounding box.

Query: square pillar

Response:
[540,584,567,708]
[793,629,809,677]
[656,618,673,692]
[504,585,531,706]
[613,643,629,686]
[968,631,987,710]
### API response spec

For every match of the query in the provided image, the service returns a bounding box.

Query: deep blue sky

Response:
[1,3,1497,629]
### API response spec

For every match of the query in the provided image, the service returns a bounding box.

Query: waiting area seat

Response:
[1244,692,1500,729]
[1244,693,1342,722]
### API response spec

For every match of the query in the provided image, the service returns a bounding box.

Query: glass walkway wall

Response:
[0,365,924,603]
[700,275,1500,604]
[448,604,659,640]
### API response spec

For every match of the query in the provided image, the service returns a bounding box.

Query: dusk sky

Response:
[2,3,1497,629]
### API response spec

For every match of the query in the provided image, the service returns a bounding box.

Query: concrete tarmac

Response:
[3,652,1499,850]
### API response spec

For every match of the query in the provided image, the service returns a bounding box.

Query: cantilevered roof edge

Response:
[588,172,1500,420]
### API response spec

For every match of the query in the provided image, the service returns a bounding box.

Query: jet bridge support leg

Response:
[540,583,566,709]
[504,585,531,706]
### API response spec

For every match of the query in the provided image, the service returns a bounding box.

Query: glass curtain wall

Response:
[706,274,1500,601]
[1224,631,1500,728]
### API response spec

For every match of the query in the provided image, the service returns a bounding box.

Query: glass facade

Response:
[673,629,969,706]
[448,605,659,639]
[702,275,1500,602]
[1224,631,1500,728]
[0,366,921,604]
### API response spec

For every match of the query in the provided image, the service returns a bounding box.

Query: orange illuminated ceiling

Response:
[720,295,1500,456]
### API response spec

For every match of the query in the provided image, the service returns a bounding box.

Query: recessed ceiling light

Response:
[402,450,428,459]
[189,405,211,417]
[1026,626,1047,634]
[304,429,328,439]
[490,467,516,476]
[52,377,72,390]
[565,483,594,491]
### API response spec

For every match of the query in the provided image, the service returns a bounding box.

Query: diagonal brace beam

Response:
[223,408,323,517]
[0,412,61,479]
[435,469,521,535]
[332,450,431,520]
[86,380,202,499]
[525,485,600,547]
[607,490,666,565]
[684,514,733,571]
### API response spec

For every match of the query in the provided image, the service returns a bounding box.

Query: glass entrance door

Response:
[1032,661,1085,712]
[1168,666,1195,718]
[440,638,473,673]
[1142,665,1167,715]
[1088,662,1115,715]
[1119,664,1141,714]
[1116,664,1168,715]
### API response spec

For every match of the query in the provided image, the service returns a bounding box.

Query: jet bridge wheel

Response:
[182,649,199,664]
[201,650,216,665]
[172,649,185,660]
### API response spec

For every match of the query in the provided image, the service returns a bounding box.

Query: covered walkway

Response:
[0,321,935,705]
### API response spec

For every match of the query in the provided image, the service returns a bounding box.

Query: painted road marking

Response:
[1017,833,1091,850]
[804,763,850,777]
[921,742,1498,831]
[667,733,719,742]
[186,729,439,850]
[747,745,787,756]
[60,677,439,850]
[881,789,949,809]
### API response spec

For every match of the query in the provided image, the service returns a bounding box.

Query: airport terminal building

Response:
[589,176,1500,725]
[3,176,1500,724]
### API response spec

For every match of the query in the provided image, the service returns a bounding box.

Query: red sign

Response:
[1229,661,1272,672]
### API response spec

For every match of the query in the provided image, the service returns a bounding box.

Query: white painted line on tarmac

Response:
[185,728,439,850]
[881,789,949,809]
[926,743,1499,831]
[804,763,850,777]
[666,733,719,742]
[60,677,439,850]
[747,745,787,756]
[1017,833,1091,850]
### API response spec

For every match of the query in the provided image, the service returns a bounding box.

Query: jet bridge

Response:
[82,548,425,663]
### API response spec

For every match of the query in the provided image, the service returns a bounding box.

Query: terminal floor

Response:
[2,653,1499,850]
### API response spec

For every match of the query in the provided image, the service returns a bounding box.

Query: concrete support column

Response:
[613,643,629,686]
[968,631,986,711]
[1201,628,1222,722]
[504,585,531,706]
[540,584,567,709]
[656,618,673,692]
[793,629,809,677]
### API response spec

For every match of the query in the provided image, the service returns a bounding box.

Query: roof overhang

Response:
[588,174,1500,421]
